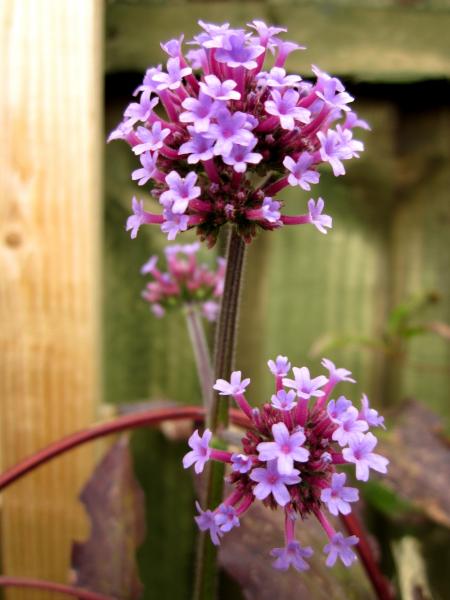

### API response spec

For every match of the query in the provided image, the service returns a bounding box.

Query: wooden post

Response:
[0,2,103,598]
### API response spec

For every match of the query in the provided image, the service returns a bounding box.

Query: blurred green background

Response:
[103,1,450,598]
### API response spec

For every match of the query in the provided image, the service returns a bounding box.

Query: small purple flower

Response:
[126,197,148,239]
[271,540,313,572]
[215,32,265,70]
[178,129,215,164]
[335,125,364,158]
[268,355,291,376]
[312,65,342,87]
[195,502,222,546]
[133,122,170,155]
[160,35,184,58]
[182,428,212,473]
[317,128,363,176]
[250,459,301,506]
[161,208,190,240]
[317,129,346,176]
[160,171,201,214]
[215,504,240,532]
[197,21,231,47]
[196,22,236,50]
[327,396,353,423]
[324,532,359,567]
[201,300,220,322]
[283,366,328,399]
[152,57,192,91]
[151,303,165,318]
[308,198,332,234]
[283,153,320,190]
[271,389,297,411]
[332,406,369,447]
[213,371,251,396]
[322,358,356,385]
[261,197,282,223]
[257,422,309,475]
[140,255,158,275]
[316,78,354,112]
[343,111,371,131]
[247,20,287,46]
[359,394,385,429]
[320,473,359,516]
[124,95,159,128]
[222,140,262,173]
[107,119,133,143]
[265,89,311,130]
[231,453,253,474]
[132,151,159,186]
[133,65,163,98]
[343,432,389,481]
[208,109,255,157]
[321,451,332,465]
[274,40,305,67]
[259,66,302,89]
[180,93,218,133]
[199,75,241,101]
[185,48,204,70]
[174,241,201,256]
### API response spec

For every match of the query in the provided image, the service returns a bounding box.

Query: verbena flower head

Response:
[183,355,388,572]
[110,20,367,246]
[140,242,225,319]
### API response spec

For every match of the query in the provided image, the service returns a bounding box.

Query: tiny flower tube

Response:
[110,20,367,246]
[183,355,388,574]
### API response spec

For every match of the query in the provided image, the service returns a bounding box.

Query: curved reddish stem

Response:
[0,406,251,492]
[0,407,391,600]
[0,576,113,600]
[340,513,395,600]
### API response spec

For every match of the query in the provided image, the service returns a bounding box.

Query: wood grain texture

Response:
[0,2,103,598]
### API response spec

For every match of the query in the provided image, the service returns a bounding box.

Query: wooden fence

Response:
[1,1,449,598]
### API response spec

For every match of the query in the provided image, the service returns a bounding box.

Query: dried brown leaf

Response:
[71,436,146,599]
[380,400,450,528]
[219,502,375,600]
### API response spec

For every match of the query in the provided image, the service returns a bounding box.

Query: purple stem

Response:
[0,576,114,600]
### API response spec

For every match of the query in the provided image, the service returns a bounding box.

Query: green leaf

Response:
[363,481,414,518]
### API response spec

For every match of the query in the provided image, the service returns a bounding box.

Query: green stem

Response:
[194,226,247,600]
[208,227,247,430]
[185,304,214,409]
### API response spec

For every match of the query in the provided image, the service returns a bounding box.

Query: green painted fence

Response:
[104,3,450,597]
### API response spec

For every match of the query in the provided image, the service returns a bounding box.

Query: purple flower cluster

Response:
[140,242,225,320]
[183,357,388,572]
[110,21,368,246]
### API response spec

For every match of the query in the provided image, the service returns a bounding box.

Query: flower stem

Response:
[0,576,113,600]
[208,226,247,430]
[0,406,251,493]
[195,227,247,600]
[185,304,214,409]
[340,513,395,600]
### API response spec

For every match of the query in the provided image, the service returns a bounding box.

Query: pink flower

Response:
[183,429,212,474]
[111,21,366,245]
[257,422,309,475]
[183,356,387,573]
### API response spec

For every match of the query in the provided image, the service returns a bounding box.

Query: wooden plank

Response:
[0,1,103,598]
[106,2,450,81]
[390,104,450,423]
